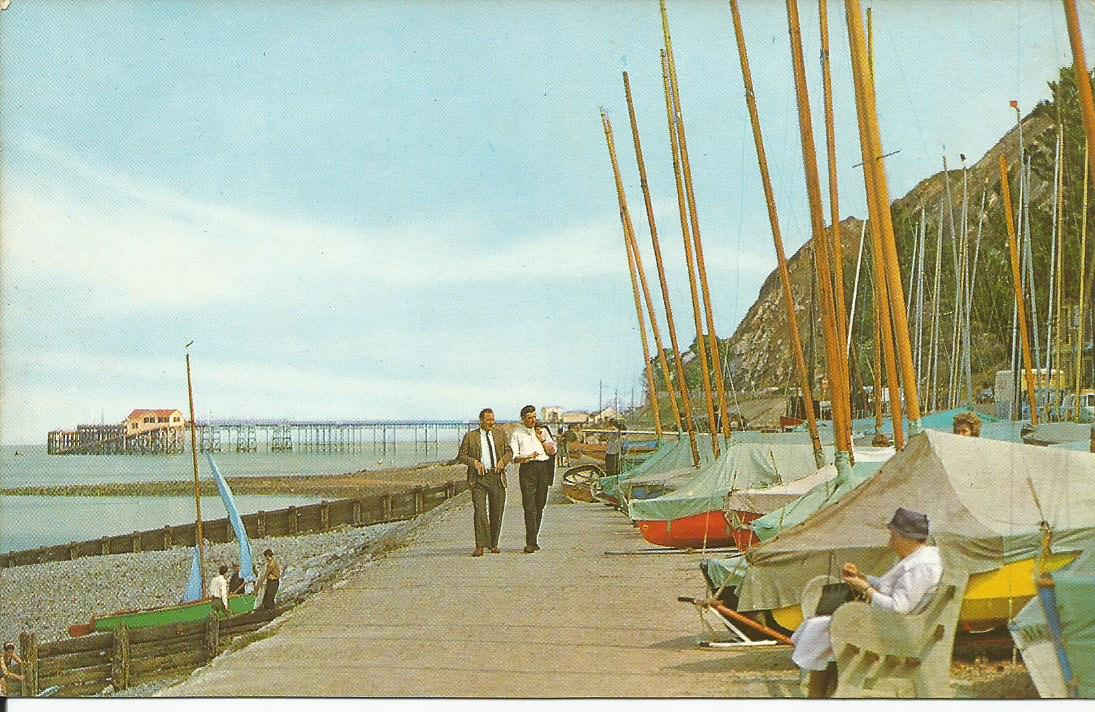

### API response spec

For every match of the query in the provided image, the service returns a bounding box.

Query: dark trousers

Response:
[470,471,506,548]
[262,578,279,610]
[605,452,619,476]
[519,460,553,548]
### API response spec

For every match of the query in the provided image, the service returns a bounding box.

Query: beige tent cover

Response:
[737,430,1095,612]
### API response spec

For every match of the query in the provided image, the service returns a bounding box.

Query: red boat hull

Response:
[636,510,761,550]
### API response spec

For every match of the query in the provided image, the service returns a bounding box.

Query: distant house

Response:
[681,351,697,365]
[592,407,618,424]
[562,411,589,425]
[126,409,185,435]
[540,405,564,423]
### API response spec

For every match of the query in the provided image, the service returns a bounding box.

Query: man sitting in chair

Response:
[791,507,943,697]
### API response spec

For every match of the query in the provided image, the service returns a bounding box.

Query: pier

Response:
[47,420,477,456]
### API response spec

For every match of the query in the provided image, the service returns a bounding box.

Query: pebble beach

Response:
[0,521,403,648]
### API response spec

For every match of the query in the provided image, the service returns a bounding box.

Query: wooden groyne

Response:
[0,480,468,569]
[11,605,292,697]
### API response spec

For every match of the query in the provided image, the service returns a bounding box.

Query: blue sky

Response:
[2,0,1092,444]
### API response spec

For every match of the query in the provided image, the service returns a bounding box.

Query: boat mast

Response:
[624,73,700,462]
[601,112,664,439]
[1077,140,1090,419]
[658,47,720,458]
[819,0,850,448]
[784,0,852,458]
[1063,0,1095,411]
[622,72,685,437]
[1046,130,1063,412]
[847,220,868,357]
[727,0,825,468]
[844,0,923,434]
[999,155,1041,426]
[659,0,733,446]
[846,1,904,446]
[185,349,206,598]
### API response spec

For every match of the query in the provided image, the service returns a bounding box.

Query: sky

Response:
[2,0,1093,444]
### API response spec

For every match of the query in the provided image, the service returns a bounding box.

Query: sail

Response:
[183,546,202,602]
[208,453,256,582]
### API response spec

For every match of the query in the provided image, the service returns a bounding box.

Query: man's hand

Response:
[474,460,486,475]
[841,562,859,578]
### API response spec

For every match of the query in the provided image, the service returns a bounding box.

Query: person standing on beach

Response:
[510,405,556,554]
[258,548,281,610]
[209,564,230,617]
[457,408,513,557]
[228,563,245,595]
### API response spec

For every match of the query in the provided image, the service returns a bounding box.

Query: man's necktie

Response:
[485,431,496,469]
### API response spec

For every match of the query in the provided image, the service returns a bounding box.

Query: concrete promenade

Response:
[160,484,800,697]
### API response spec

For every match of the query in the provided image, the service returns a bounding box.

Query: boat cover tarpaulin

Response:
[727,445,893,519]
[736,430,1095,613]
[1025,422,1093,446]
[751,448,893,542]
[606,431,828,498]
[810,407,1004,439]
[1010,573,1095,698]
[627,442,829,522]
[599,433,713,499]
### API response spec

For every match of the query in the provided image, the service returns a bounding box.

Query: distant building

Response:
[541,405,564,423]
[126,409,185,436]
[562,411,589,425]
[592,406,618,424]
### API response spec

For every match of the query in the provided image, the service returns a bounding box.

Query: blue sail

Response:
[183,546,202,602]
[207,453,256,582]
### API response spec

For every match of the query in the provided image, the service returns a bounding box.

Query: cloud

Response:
[2,134,630,315]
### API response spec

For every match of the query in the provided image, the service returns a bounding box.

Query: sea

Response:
[0,435,462,555]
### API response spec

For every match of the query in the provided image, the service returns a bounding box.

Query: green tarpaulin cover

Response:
[626,441,828,522]
[1010,572,1095,697]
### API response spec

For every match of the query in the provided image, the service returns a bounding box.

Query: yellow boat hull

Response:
[769,552,1078,632]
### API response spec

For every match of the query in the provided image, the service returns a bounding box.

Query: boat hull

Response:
[69,594,257,637]
[636,510,760,550]
[766,551,1080,633]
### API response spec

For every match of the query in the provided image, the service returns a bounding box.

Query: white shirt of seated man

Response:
[791,510,943,672]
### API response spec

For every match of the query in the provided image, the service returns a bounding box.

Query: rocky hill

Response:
[644,66,1094,420]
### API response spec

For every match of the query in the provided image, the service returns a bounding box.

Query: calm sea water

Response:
[0,436,463,554]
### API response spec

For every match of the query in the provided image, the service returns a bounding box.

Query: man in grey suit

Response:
[456,408,512,556]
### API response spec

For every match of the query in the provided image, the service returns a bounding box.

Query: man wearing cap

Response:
[456,408,513,557]
[510,405,557,553]
[791,507,943,697]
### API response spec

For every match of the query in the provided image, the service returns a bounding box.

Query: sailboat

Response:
[67,353,257,637]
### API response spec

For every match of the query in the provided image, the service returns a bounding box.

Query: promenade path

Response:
[160,485,800,697]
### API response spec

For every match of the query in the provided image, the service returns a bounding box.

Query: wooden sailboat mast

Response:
[622,72,685,436]
[601,112,664,438]
[999,155,1041,425]
[658,47,720,458]
[844,0,923,433]
[1063,0,1095,412]
[1077,139,1090,418]
[727,0,825,468]
[185,350,206,599]
[659,0,733,445]
[819,0,850,435]
[624,75,700,463]
[784,0,852,456]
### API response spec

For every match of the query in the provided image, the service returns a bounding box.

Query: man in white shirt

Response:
[209,564,230,618]
[510,405,557,553]
[791,507,943,697]
[456,408,513,556]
